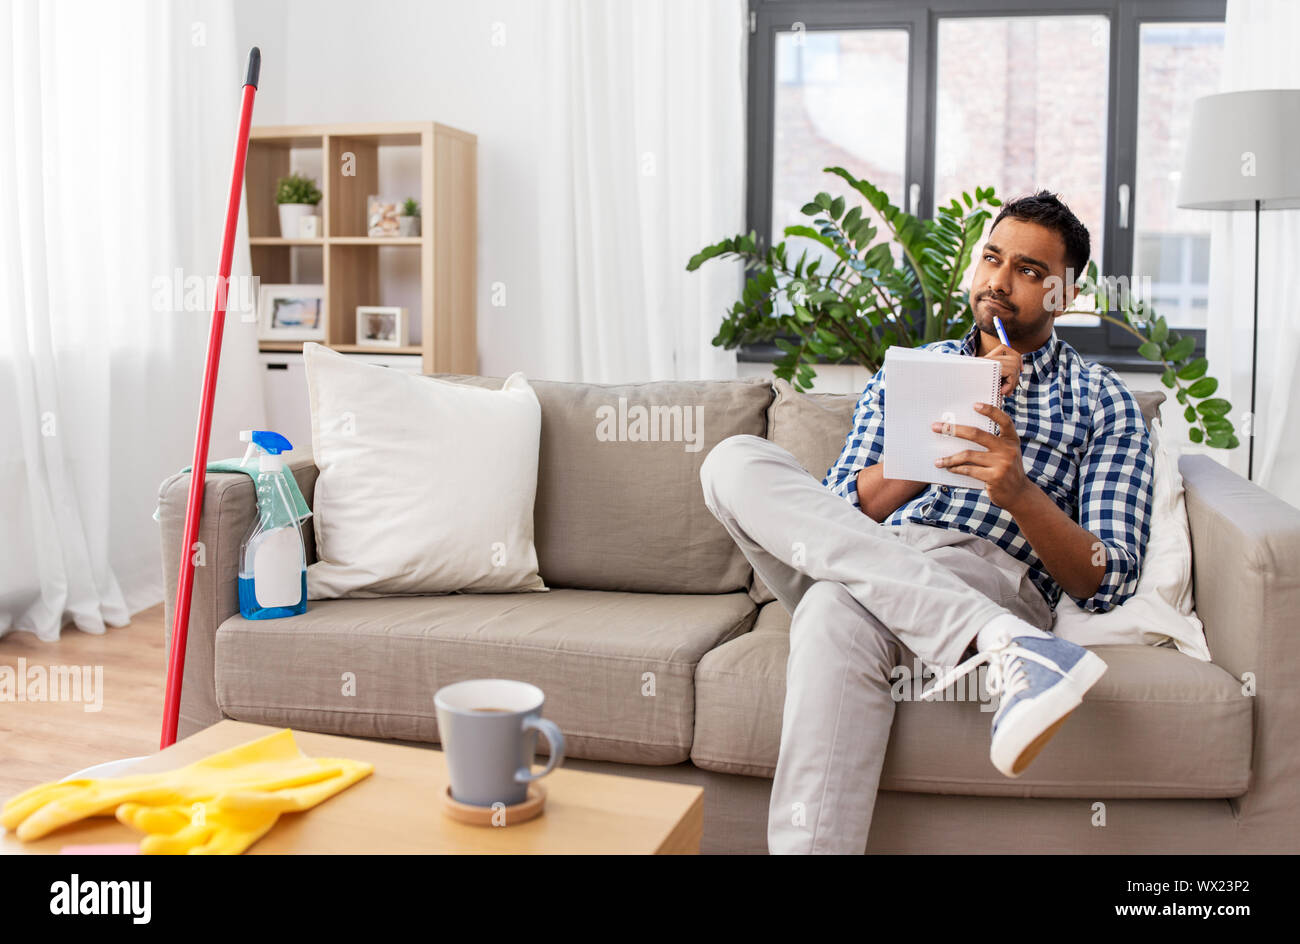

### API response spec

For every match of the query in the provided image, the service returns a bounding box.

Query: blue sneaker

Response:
[920,626,1107,777]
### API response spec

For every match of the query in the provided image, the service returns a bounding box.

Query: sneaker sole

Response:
[990,649,1108,778]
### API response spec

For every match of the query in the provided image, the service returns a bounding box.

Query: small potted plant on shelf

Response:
[398,197,421,237]
[275,173,323,239]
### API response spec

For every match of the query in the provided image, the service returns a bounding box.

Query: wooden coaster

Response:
[440,783,547,827]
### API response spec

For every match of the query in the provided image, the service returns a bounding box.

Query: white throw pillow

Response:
[1052,417,1211,661]
[302,342,547,598]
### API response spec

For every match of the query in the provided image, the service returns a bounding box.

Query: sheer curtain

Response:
[1205,0,1300,508]
[0,0,264,640]
[536,0,748,383]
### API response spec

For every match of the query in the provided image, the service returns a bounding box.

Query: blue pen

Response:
[992,315,1023,395]
[993,315,1011,346]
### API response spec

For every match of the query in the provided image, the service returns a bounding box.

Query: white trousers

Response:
[700,434,1054,854]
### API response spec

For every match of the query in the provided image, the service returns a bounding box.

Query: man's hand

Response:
[983,343,1024,397]
[932,402,1034,511]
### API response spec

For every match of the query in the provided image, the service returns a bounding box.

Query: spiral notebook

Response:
[881,345,1003,487]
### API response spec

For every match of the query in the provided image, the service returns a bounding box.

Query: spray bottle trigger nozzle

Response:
[250,430,293,456]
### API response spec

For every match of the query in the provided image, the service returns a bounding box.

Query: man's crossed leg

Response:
[699,433,1107,854]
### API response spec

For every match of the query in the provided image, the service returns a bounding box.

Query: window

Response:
[743,0,1227,369]
[935,15,1110,273]
[1131,22,1224,330]
[773,28,909,261]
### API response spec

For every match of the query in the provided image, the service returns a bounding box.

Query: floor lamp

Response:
[1176,88,1300,482]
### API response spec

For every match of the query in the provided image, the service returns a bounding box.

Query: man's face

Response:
[970,217,1075,342]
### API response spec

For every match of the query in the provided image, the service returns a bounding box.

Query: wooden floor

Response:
[0,603,166,801]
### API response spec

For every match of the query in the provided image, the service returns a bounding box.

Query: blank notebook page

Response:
[881,345,1003,487]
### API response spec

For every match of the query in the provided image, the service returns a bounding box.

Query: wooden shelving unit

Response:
[246,121,477,374]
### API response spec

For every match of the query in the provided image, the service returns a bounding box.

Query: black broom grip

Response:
[244,46,261,89]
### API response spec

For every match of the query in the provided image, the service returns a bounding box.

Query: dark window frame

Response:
[741,0,1226,372]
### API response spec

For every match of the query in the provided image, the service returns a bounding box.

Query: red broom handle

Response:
[161,48,261,749]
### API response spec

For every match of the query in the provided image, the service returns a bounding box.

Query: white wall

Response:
[234,0,552,379]
[233,0,289,125]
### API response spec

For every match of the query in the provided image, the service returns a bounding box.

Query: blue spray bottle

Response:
[237,431,307,619]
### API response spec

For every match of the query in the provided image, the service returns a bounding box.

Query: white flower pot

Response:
[278,203,317,238]
[398,215,421,237]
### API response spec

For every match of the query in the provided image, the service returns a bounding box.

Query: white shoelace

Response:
[919,629,1074,724]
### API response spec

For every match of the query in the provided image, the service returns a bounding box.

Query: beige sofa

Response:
[158,373,1300,854]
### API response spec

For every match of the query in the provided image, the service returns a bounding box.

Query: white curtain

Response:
[536,0,748,383]
[0,0,264,640]
[1206,0,1300,507]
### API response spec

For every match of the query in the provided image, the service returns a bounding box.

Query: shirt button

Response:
[939,485,949,493]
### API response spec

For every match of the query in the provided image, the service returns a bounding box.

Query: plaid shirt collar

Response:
[959,321,1062,385]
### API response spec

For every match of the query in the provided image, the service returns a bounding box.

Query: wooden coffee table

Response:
[1,720,703,854]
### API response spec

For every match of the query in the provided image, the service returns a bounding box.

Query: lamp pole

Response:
[1248,199,1259,481]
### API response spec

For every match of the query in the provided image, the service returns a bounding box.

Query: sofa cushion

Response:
[691,600,1251,798]
[215,588,757,765]
[429,374,771,594]
[1054,417,1211,660]
[752,377,1168,604]
[303,344,547,598]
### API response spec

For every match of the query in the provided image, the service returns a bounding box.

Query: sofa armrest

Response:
[157,455,319,738]
[1179,453,1300,849]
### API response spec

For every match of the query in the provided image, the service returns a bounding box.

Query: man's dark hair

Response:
[991,190,1091,282]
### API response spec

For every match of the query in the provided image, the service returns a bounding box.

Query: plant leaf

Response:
[1195,398,1231,417]
[1150,317,1168,344]
[1166,335,1196,362]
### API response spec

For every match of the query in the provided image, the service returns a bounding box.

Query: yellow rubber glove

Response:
[115,753,373,854]
[2,729,354,842]
[115,802,281,856]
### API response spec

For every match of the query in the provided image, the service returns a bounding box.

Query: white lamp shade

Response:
[1177,89,1300,210]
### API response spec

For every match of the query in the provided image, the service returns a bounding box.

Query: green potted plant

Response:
[687,166,1237,451]
[275,173,323,238]
[399,197,421,237]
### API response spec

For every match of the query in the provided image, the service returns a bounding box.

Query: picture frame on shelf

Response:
[356,306,409,348]
[259,284,327,341]
[366,195,402,237]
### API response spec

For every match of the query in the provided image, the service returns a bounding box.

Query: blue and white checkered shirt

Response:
[823,322,1155,614]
